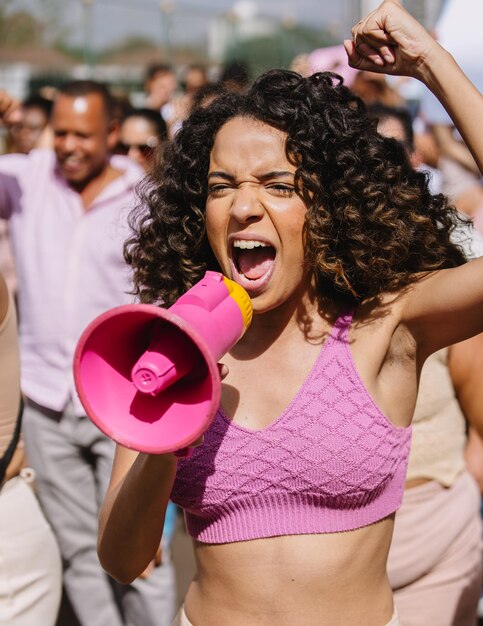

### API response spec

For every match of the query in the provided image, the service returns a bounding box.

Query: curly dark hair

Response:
[125,69,466,306]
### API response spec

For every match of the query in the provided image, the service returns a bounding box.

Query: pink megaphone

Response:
[73,271,252,455]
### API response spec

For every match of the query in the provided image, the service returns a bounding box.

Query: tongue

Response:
[238,247,275,280]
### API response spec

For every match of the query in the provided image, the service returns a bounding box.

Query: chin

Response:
[247,286,293,314]
[65,172,88,188]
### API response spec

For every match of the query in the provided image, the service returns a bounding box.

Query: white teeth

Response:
[233,240,269,250]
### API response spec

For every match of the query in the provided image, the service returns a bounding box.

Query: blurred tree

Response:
[102,36,162,56]
[225,23,337,77]
[0,7,43,47]
[0,0,68,48]
[97,35,206,64]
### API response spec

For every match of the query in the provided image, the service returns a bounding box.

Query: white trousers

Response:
[0,474,62,626]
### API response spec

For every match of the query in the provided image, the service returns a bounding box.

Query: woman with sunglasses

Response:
[118,108,168,172]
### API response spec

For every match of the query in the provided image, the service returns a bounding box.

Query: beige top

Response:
[406,347,466,486]
[0,284,23,473]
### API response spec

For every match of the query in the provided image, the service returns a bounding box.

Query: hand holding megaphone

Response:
[73,271,252,456]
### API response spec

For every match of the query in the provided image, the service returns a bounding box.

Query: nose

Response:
[230,185,264,224]
[63,133,78,152]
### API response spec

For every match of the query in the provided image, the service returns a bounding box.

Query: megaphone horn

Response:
[73,271,252,455]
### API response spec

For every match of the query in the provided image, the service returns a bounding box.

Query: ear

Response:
[107,120,120,152]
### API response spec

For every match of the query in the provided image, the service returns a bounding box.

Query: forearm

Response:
[418,47,483,173]
[98,451,178,583]
[448,334,483,439]
[465,429,483,493]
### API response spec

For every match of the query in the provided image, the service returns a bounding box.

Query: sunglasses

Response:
[117,138,158,158]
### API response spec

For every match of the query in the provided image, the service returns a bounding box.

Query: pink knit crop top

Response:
[170,311,412,544]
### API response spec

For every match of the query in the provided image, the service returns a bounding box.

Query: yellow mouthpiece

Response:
[223,277,253,330]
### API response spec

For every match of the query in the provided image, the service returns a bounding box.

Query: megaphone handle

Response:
[174,447,193,459]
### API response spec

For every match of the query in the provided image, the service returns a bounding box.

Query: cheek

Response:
[86,144,108,167]
[286,208,307,249]
[205,209,225,259]
[282,216,307,276]
[89,139,104,155]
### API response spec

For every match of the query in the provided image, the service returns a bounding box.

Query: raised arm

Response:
[0,90,20,126]
[344,0,483,173]
[0,91,29,219]
[398,257,483,360]
[344,0,483,357]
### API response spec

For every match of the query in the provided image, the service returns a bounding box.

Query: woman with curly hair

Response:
[97,2,483,625]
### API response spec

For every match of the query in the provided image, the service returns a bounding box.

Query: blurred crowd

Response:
[0,58,252,294]
[0,8,482,625]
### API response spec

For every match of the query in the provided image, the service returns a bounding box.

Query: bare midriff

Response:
[184,516,395,626]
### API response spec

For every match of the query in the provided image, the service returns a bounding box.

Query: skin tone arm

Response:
[448,333,483,440]
[97,447,178,583]
[431,125,480,175]
[449,334,483,492]
[465,429,483,493]
[344,0,483,173]
[0,91,20,126]
[35,124,54,150]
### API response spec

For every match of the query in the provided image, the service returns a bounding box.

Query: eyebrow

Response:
[208,170,295,181]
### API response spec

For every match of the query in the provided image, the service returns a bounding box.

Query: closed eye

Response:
[54,131,90,140]
[208,183,232,196]
[267,183,295,197]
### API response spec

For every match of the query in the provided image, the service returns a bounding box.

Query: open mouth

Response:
[61,156,84,173]
[231,239,276,293]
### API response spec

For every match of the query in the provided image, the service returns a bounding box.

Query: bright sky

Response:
[8,0,357,50]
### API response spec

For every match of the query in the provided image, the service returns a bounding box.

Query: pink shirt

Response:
[0,149,143,415]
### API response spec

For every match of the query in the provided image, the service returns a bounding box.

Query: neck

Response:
[68,162,104,193]
[72,163,118,210]
[233,285,338,360]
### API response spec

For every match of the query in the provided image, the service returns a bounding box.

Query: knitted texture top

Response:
[170,311,412,543]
